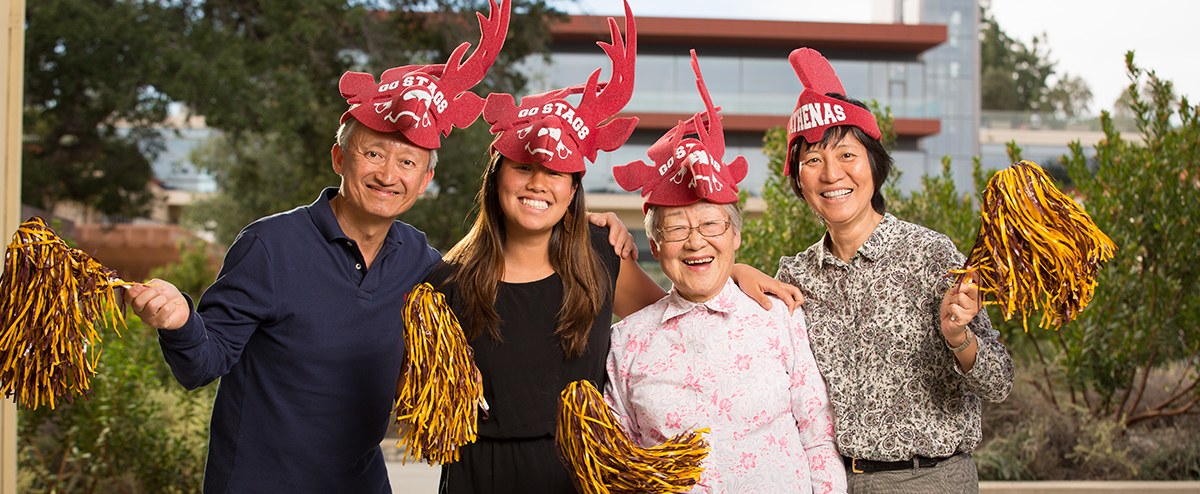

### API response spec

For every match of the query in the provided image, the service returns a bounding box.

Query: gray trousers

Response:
[846,453,978,494]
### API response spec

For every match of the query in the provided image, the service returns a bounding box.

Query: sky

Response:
[546,0,1200,117]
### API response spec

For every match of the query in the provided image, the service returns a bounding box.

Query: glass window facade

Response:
[521,0,982,195]
[523,51,938,121]
[919,0,980,189]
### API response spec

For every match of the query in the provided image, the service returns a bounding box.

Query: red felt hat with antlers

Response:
[481,1,638,176]
[612,50,748,213]
[337,0,510,150]
[783,47,881,174]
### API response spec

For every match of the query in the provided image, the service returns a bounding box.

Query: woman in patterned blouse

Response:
[774,48,1015,494]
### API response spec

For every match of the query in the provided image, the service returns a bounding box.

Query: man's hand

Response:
[588,211,638,260]
[126,279,190,330]
[730,264,804,314]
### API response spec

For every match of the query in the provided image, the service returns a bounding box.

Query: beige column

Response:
[1,0,25,491]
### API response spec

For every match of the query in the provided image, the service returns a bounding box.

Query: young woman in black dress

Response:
[427,4,799,491]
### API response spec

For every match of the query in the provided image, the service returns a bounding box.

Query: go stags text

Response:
[789,101,848,134]
[667,142,725,194]
[375,75,449,124]
[517,102,591,141]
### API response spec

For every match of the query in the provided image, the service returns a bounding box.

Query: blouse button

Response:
[355,263,362,270]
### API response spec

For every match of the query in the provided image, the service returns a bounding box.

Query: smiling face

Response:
[495,157,579,238]
[794,131,883,234]
[331,125,434,225]
[650,201,741,304]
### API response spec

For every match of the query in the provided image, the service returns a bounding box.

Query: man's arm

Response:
[128,232,274,390]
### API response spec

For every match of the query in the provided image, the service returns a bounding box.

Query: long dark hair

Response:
[443,149,611,359]
[786,94,893,215]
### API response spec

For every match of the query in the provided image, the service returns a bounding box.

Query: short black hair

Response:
[786,94,892,215]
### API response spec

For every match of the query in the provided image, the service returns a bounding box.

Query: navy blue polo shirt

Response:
[158,187,441,493]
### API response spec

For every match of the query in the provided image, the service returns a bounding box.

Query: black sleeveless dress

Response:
[433,224,620,494]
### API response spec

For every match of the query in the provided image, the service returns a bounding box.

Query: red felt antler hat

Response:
[612,50,748,213]
[481,0,638,176]
[783,47,881,174]
[337,0,510,150]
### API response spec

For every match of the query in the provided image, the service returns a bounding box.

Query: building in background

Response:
[129,1,981,261]
[520,0,980,261]
[28,111,217,282]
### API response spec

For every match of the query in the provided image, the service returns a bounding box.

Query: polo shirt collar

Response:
[815,212,896,269]
[310,187,405,246]
[661,278,738,324]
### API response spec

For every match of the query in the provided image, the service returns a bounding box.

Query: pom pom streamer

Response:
[952,160,1116,331]
[0,217,130,410]
[556,380,709,494]
[395,282,486,465]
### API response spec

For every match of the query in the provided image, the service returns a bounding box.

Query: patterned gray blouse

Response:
[776,213,1014,462]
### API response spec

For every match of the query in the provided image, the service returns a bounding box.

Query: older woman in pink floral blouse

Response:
[605,51,846,493]
[605,200,845,494]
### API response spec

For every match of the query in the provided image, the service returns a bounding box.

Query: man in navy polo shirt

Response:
[128,117,443,493]
[125,4,514,491]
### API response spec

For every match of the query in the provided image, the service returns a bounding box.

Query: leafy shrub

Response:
[18,316,215,494]
[1136,413,1200,480]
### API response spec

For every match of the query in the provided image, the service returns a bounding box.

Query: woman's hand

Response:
[940,272,980,345]
[730,264,804,314]
[588,211,638,260]
[940,272,981,371]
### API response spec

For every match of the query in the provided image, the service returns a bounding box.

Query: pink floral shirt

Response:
[605,279,846,494]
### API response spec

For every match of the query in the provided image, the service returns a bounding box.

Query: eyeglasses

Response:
[657,220,731,242]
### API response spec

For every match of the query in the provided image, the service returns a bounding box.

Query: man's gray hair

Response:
[644,201,743,247]
[335,116,438,172]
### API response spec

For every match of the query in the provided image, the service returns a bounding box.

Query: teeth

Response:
[520,198,549,210]
[822,189,851,199]
[683,257,714,265]
[369,186,397,195]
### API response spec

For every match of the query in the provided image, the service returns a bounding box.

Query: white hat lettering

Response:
[789,102,847,134]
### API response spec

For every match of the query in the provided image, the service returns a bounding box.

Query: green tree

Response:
[975,54,1200,481]
[1051,52,1200,427]
[22,0,189,219]
[979,6,1091,118]
[980,8,1051,112]
[402,123,492,251]
[176,0,562,247]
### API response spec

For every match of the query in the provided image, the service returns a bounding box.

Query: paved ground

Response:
[381,440,1200,494]
[387,459,440,493]
[383,440,440,493]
